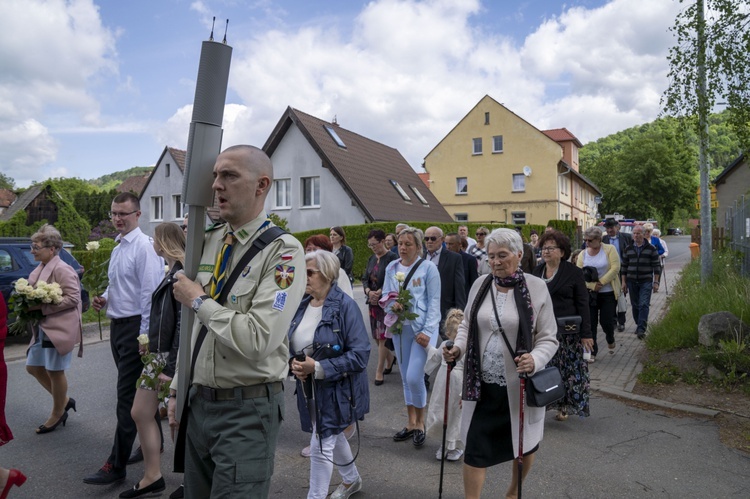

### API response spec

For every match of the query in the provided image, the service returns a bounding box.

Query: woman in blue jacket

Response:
[289,250,370,499]
[379,227,441,448]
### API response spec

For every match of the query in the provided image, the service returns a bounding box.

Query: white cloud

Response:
[0,119,57,186]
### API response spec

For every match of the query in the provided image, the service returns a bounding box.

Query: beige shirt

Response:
[175,214,305,389]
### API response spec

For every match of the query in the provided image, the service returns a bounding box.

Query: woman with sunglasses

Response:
[468,227,491,275]
[25,224,82,434]
[288,250,370,499]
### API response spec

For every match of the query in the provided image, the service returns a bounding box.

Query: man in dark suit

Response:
[603,218,633,331]
[445,232,478,297]
[424,227,466,327]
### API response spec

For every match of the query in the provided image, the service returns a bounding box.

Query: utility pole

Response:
[697,0,712,282]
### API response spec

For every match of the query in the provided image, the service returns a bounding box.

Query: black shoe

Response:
[169,485,184,499]
[65,396,77,413]
[393,427,414,442]
[84,462,126,485]
[637,332,646,340]
[374,379,384,386]
[617,324,625,332]
[412,429,426,447]
[383,358,396,375]
[36,411,68,434]
[119,477,166,498]
[424,373,430,391]
[128,445,164,465]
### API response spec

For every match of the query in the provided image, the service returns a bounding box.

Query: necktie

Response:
[210,232,235,299]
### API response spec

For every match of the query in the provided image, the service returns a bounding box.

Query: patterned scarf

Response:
[463,270,535,401]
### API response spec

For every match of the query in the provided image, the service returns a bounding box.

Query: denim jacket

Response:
[288,283,370,438]
[381,258,442,347]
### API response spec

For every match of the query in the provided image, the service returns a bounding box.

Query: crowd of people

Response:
[0,142,667,498]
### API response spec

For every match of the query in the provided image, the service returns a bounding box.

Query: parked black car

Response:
[0,237,90,311]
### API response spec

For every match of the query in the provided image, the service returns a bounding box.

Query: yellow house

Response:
[423,95,601,228]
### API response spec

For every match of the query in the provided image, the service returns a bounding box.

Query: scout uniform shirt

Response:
[176,213,305,389]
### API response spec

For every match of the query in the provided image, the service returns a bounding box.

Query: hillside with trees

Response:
[580,110,744,225]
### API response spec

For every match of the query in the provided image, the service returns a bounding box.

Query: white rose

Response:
[137,334,150,346]
[86,241,100,251]
[395,272,406,283]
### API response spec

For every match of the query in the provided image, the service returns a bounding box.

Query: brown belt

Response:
[195,381,283,402]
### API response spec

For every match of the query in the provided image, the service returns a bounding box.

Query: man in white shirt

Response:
[84,192,164,485]
[458,225,476,248]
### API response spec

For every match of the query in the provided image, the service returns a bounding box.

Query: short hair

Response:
[538,230,572,260]
[113,192,140,210]
[222,144,274,183]
[154,222,186,265]
[529,229,538,236]
[305,250,340,284]
[461,237,468,250]
[445,231,459,239]
[603,218,619,228]
[476,226,489,235]
[330,226,347,245]
[583,226,603,242]
[398,227,424,256]
[426,226,444,237]
[652,228,661,237]
[304,234,333,252]
[31,224,63,251]
[385,233,397,244]
[395,223,409,233]
[643,222,654,232]
[367,229,386,241]
[485,228,522,254]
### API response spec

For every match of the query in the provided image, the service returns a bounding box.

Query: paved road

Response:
[4,235,750,498]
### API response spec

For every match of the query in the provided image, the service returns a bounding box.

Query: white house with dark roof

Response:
[263,107,452,232]
[137,146,190,237]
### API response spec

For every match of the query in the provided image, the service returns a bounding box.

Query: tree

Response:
[0,172,14,190]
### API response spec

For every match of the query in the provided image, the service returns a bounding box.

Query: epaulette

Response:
[205,222,226,233]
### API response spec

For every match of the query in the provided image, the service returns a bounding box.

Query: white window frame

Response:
[559,174,569,195]
[492,135,503,153]
[301,176,320,208]
[172,194,183,219]
[512,174,525,192]
[390,180,412,201]
[455,213,468,222]
[152,196,163,221]
[274,178,291,209]
[409,185,428,205]
[456,177,468,195]
[472,138,482,155]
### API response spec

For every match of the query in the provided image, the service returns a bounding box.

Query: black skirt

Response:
[464,381,538,468]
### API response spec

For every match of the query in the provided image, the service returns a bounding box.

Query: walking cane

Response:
[661,259,669,295]
[517,350,527,499]
[438,340,456,499]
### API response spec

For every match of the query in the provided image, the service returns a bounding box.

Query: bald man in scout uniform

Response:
[170,145,305,498]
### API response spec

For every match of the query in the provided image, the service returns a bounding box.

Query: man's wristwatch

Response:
[192,294,210,312]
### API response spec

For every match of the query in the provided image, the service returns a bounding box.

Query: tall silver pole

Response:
[697,0,712,283]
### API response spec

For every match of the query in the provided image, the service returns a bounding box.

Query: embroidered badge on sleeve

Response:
[275,265,295,289]
[273,291,287,311]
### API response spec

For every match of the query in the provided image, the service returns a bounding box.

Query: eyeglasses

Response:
[109,210,138,219]
[306,269,321,277]
[584,239,598,243]
[30,244,48,251]
[476,232,487,236]
[367,241,382,248]
[541,246,559,252]
[424,236,440,242]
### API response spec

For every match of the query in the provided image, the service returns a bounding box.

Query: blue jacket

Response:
[288,283,370,438]
[381,258,442,346]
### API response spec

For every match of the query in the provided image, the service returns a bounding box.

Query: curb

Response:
[595,385,720,418]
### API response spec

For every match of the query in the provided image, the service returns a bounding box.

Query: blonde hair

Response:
[154,223,186,265]
[444,308,464,341]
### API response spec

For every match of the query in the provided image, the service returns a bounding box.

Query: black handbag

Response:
[555,315,582,339]
[489,289,565,408]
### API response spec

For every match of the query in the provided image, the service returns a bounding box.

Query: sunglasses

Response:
[424,236,440,242]
[476,232,487,236]
[585,238,598,243]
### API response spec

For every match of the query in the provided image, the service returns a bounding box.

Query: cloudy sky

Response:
[0,0,685,188]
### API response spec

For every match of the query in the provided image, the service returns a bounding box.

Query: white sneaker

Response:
[446,449,464,461]
[330,476,362,499]
[300,445,311,458]
[435,447,443,460]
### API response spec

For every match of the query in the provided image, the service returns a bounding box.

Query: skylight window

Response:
[389,180,411,201]
[409,185,429,206]
[324,125,346,148]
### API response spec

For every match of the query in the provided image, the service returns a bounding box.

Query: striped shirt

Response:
[621,241,661,282]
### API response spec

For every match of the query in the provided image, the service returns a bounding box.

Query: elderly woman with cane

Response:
[444,228,557,499]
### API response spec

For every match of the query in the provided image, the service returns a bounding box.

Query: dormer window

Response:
[324,125,346,148]
[389,180,411,202]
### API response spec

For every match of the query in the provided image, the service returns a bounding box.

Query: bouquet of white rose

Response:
[135,333,170,401]
[8,278,63,335]
[381,271,419,336]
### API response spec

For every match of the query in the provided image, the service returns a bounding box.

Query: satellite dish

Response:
[523,166,532,177]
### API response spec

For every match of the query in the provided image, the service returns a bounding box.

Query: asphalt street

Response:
[3,236,750,498]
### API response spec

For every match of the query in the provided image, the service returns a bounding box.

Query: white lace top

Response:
[482,288,508,386]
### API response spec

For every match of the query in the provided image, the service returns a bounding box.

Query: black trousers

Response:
[107,316,163,470]
[589,291,616,357]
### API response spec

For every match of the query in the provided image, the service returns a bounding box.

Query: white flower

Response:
[395,272,406,283]
[137,334,150,346]
[86,241,100,251]
[14,278,29,293]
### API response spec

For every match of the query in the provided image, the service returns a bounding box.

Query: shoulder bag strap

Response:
[400,258,424,291]
[488,287,518,362]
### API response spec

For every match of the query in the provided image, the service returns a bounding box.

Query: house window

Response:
[324,125,346,148]
[389,180,411,201]
[512,174,525,192]
[455,213,468,222]
[165,163,170,177]
[152,196,163,221]
[409,185,428,205]
[492,135,503,153]
[559,175,569,195]
[274,179,291,209]
[512,212,526,225]
[472,138,482,155]
[301,177,320,207]
[456,177,468,195]
[484,112,490,125]
[173,195,182,219]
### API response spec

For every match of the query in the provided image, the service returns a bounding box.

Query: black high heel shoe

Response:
[36,411,68,434]
[383,357,397,375]
[65,397,76,413]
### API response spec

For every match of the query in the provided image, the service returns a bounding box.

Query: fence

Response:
[725,195,750,276]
